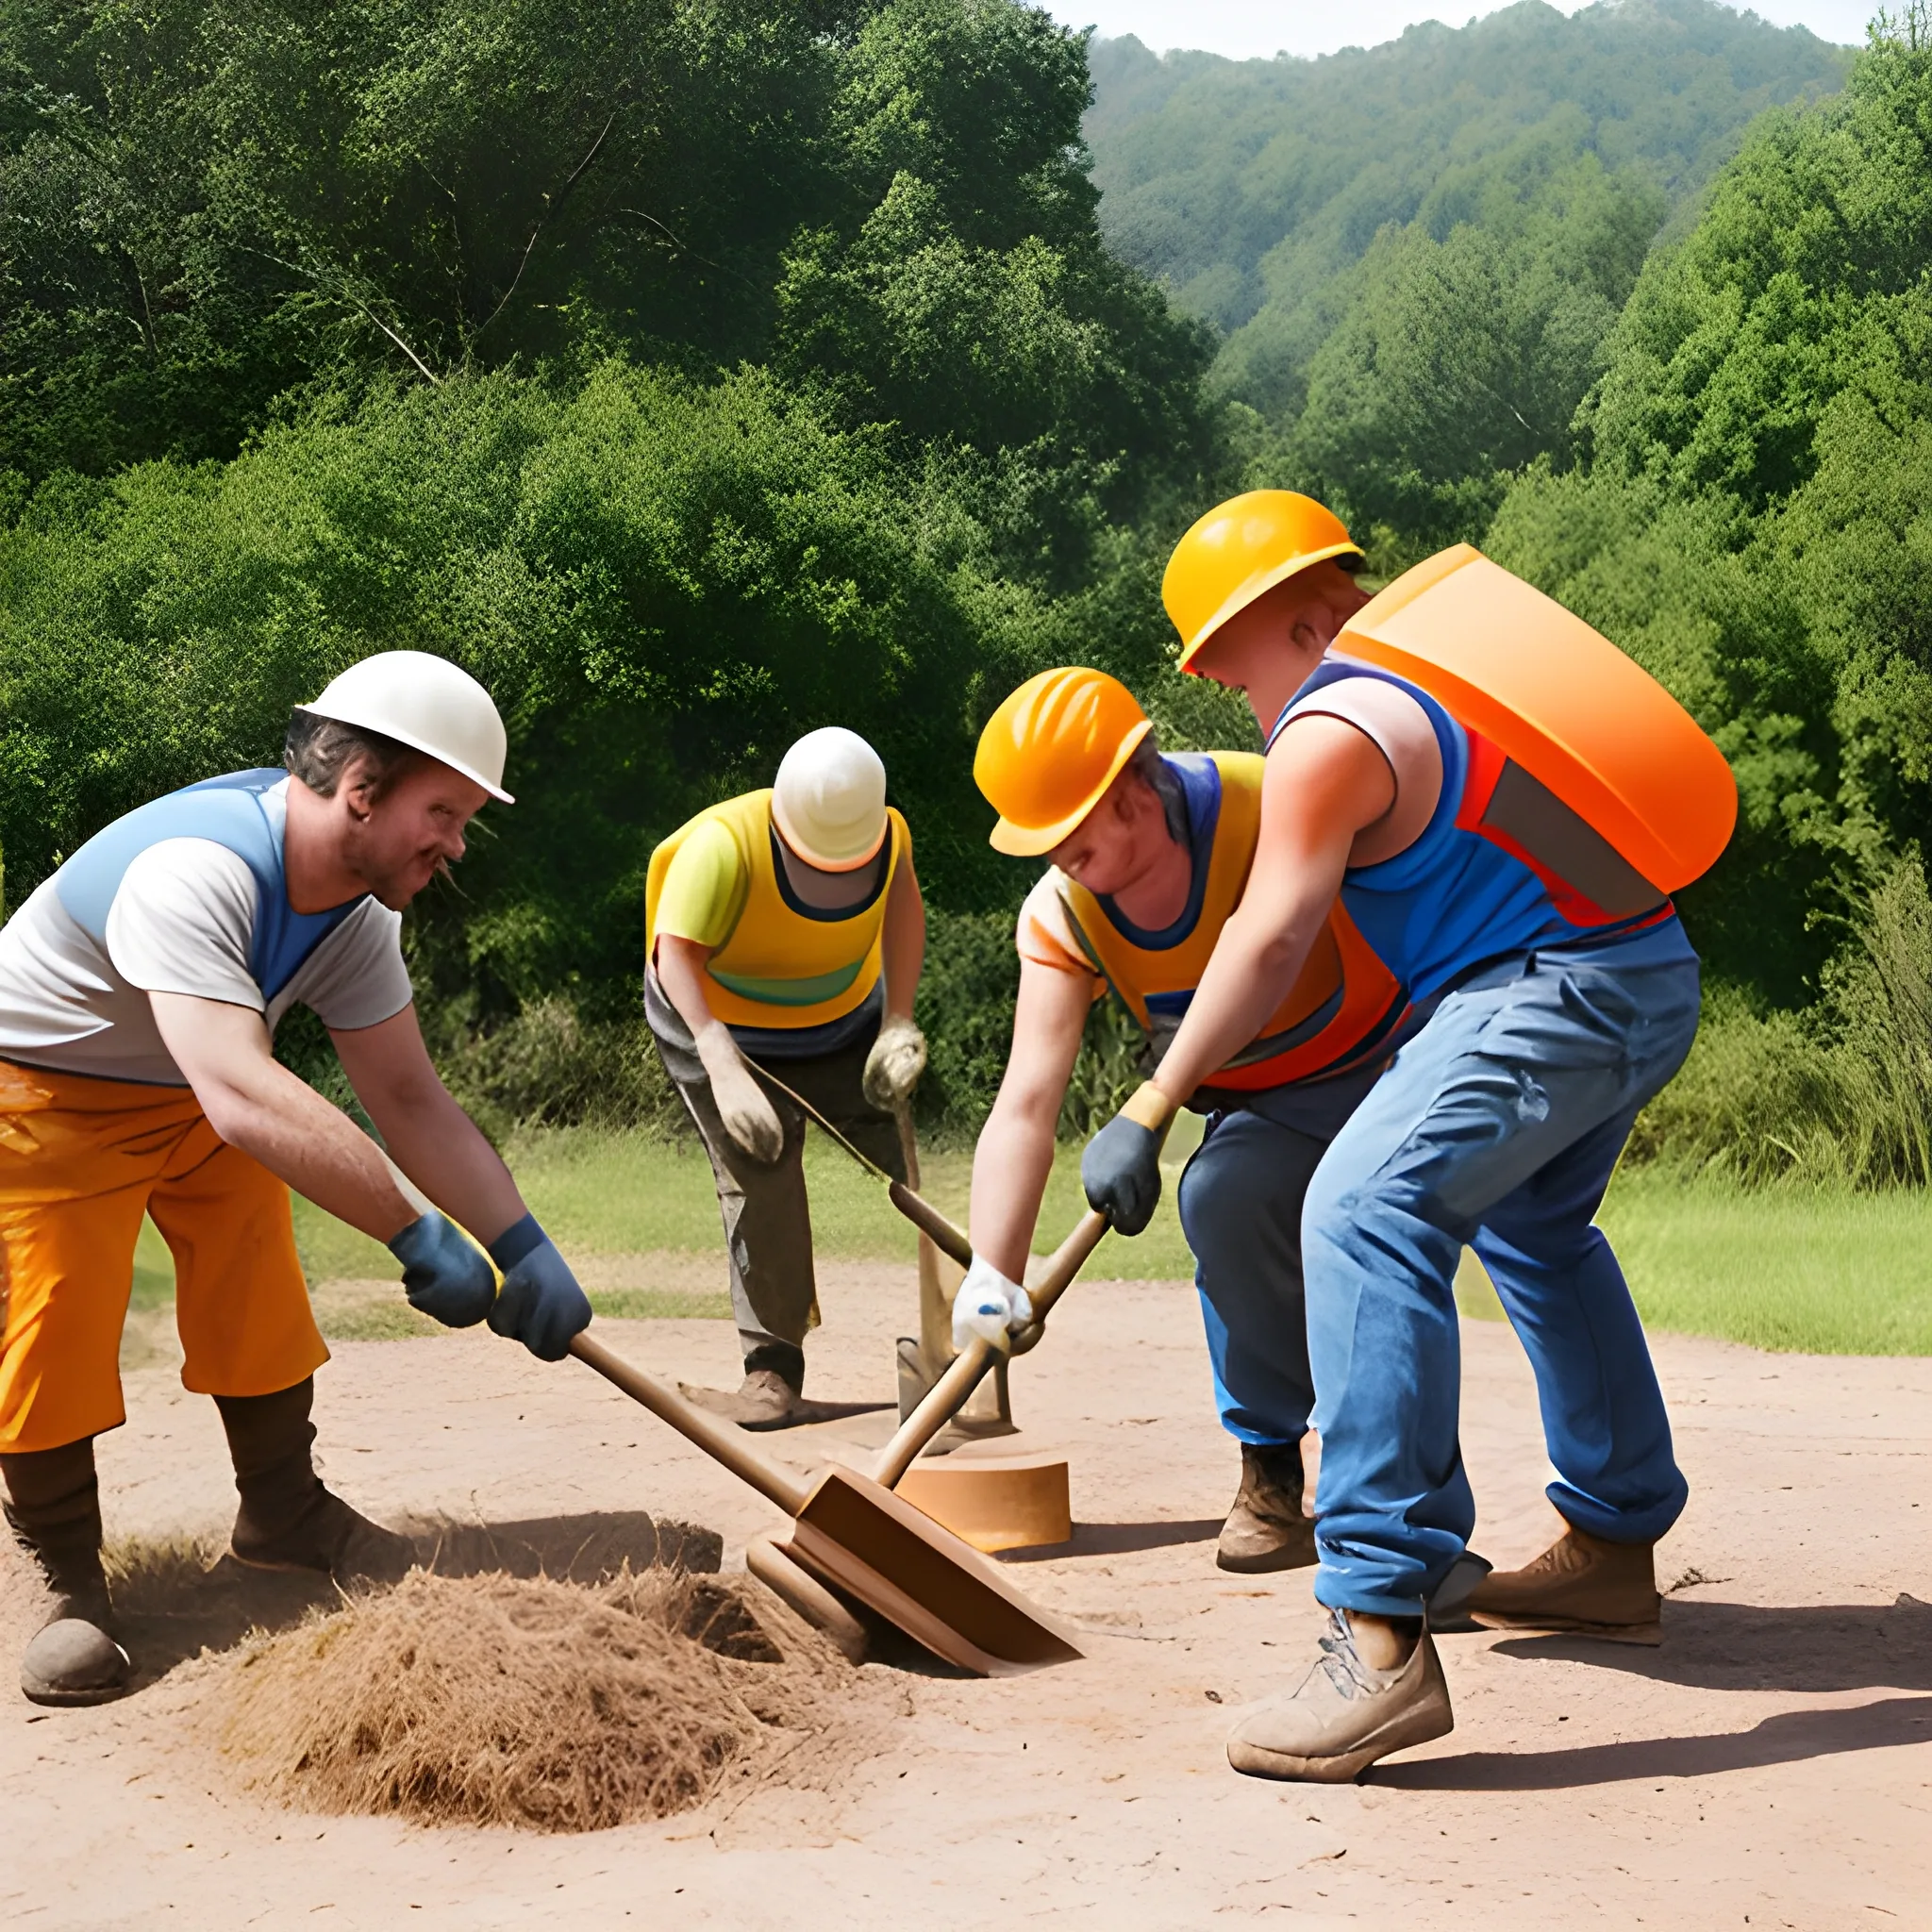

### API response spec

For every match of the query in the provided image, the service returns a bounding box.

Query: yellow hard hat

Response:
[1164,491,1363,673]
[974,668,1153,857]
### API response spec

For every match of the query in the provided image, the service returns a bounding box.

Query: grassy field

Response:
[125,1122,1932,1355]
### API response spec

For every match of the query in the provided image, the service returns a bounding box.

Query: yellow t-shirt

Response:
[652,818,751,951]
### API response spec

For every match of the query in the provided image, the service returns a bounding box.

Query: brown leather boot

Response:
[1467,1523,1662,1645]
[680,1341,807,1430]
[215,1381,414,1586]
[2,1439,133,1707]
[1217,1442,1317,1574]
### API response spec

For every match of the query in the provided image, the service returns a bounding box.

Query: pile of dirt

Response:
[214,1567,858,1833]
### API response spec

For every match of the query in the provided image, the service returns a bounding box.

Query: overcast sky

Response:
[1054,1,1875,60]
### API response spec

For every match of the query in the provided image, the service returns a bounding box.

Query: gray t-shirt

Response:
[0,781,412,1086]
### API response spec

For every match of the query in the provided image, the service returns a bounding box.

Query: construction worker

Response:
[644,728,927,1429]
[1080,491,1731,1782]
[962,667,1411,1570]
[0,651,592,1708]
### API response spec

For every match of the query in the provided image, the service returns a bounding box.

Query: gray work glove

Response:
[862,1015,927,1110]
[693,1022,784,1164]
[1080,1081,1177,1238]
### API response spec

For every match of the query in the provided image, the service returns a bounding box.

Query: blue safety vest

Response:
[55,770,366,1000]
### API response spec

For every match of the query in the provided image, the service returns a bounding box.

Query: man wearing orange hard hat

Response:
[1078,491,1734,1781]
[645,728,928,1428]
[964,666,1413,1573]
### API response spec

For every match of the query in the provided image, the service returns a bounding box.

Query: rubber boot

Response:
[1467,1523,1663,1645]
[1217,1442,1317,1574]
[215,1380,414,1586]
[2,1440,133,1707]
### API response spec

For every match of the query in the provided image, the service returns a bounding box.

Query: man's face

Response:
[1047,770,1169,897]
[1188,563,1362,729]
[340,757,490,909]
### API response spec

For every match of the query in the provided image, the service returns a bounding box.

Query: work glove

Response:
[1080,1081,1178,1238]
[862,1015,928,1110]
[389,1211,498,1328]
[693,1022,784,1165]
[486,1214,592,1362]
[951,1254,1035,1353]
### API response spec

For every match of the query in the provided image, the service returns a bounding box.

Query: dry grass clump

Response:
[215,1567,849,1832]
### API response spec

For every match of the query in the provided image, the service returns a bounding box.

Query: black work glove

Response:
[389,1211,497,1327]
[486,1214,592,1361]
[1082,1115,1164,1236]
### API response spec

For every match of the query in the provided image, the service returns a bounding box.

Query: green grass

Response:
[1456,1164,1932,1355]
[125,1123,1932,1357]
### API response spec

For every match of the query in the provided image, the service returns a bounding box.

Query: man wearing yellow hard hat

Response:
[645,727,927,1428]
[965,666,1410,1571]
[0,652,592,1707]
[1080,491,1730,1781]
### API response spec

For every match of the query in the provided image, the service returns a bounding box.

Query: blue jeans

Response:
[1178,1064,1383,1447]
[1301,941,1702,1617]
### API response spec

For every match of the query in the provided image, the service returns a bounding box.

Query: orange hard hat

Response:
[1164,491,1363,673]
[974,667,1153,857]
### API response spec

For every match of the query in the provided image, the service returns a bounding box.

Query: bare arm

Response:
[654,931,721,1038]
[330,1005,526,1246]
[880,852,925,1021]
[1148,717,1396,1108]
[969,962,1093,1280]
[148,992,419,1242]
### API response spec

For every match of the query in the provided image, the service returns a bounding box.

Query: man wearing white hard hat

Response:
[0,650,591,1707]
[645,727,927,1427]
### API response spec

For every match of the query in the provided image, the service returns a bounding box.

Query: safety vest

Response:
[1271,545,1735,1001]
[644,790,908,1031]
[55,770,364,1000]
[1055,753,1408,1095]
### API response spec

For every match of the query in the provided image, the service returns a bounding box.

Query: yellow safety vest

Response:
[1056,753,1407,1096]
[645,791,908,1031]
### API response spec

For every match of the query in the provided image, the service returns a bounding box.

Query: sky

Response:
[1050,0,1876,60]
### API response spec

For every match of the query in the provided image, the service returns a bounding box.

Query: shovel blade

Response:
[782,1464,1082,1676]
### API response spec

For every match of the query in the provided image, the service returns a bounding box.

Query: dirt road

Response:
[3,1260,1927,1928]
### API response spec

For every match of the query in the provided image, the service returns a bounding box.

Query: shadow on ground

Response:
[1374,1693,1932,1790]
[1003,1519,1224,1562]
[1483,1593,1932,1692]
[100,1510,724,1690]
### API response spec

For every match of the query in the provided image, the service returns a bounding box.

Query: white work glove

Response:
[693,1023,784,1165]
[951,1254,1035,1353]
[862,1015,927,1110]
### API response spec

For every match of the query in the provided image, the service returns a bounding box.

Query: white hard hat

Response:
[771,727,888,872]
[297,651,512,803]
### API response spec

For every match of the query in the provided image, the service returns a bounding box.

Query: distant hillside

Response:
[1086,0,1852,425]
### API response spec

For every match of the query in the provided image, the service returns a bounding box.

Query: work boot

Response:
[681,1343,806,1430]
[2,1439,133,1707]
[215,1381,414,1587]
[1467,1523,1662,1645]
[1217,1442,1316,1574]
[1225,1609,1452,1783]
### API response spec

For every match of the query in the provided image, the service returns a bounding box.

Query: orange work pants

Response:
[0,1058,326,1453]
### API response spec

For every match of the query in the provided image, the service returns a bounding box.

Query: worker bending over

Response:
[0,652,592,1707]
[1081,492,1732,1781]
[963,667,1410,1571]
[646,729,927,1429]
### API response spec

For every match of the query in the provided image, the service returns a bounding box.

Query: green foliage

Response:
[1084,0,1849,550]
[1489,15,1932,1008]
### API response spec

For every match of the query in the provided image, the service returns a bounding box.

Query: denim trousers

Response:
[1299,943,1702,1616]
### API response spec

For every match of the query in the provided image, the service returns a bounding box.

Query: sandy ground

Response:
[3,1258,1928,1930]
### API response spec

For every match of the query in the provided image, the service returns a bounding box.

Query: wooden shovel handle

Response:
[887,1180,974,1269]
[569,1329,809,1516]
[872,1208,1109,1489]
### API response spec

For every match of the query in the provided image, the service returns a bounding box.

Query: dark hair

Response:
[284,709,425,799]
[1125,732,1189,844]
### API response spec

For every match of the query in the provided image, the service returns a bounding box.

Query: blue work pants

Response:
[1301,943,1702,1617]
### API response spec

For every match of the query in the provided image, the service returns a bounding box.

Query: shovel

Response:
[567,1327,1081,1676]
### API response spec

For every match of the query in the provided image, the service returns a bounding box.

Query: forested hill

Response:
[1084,0,1851,554]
